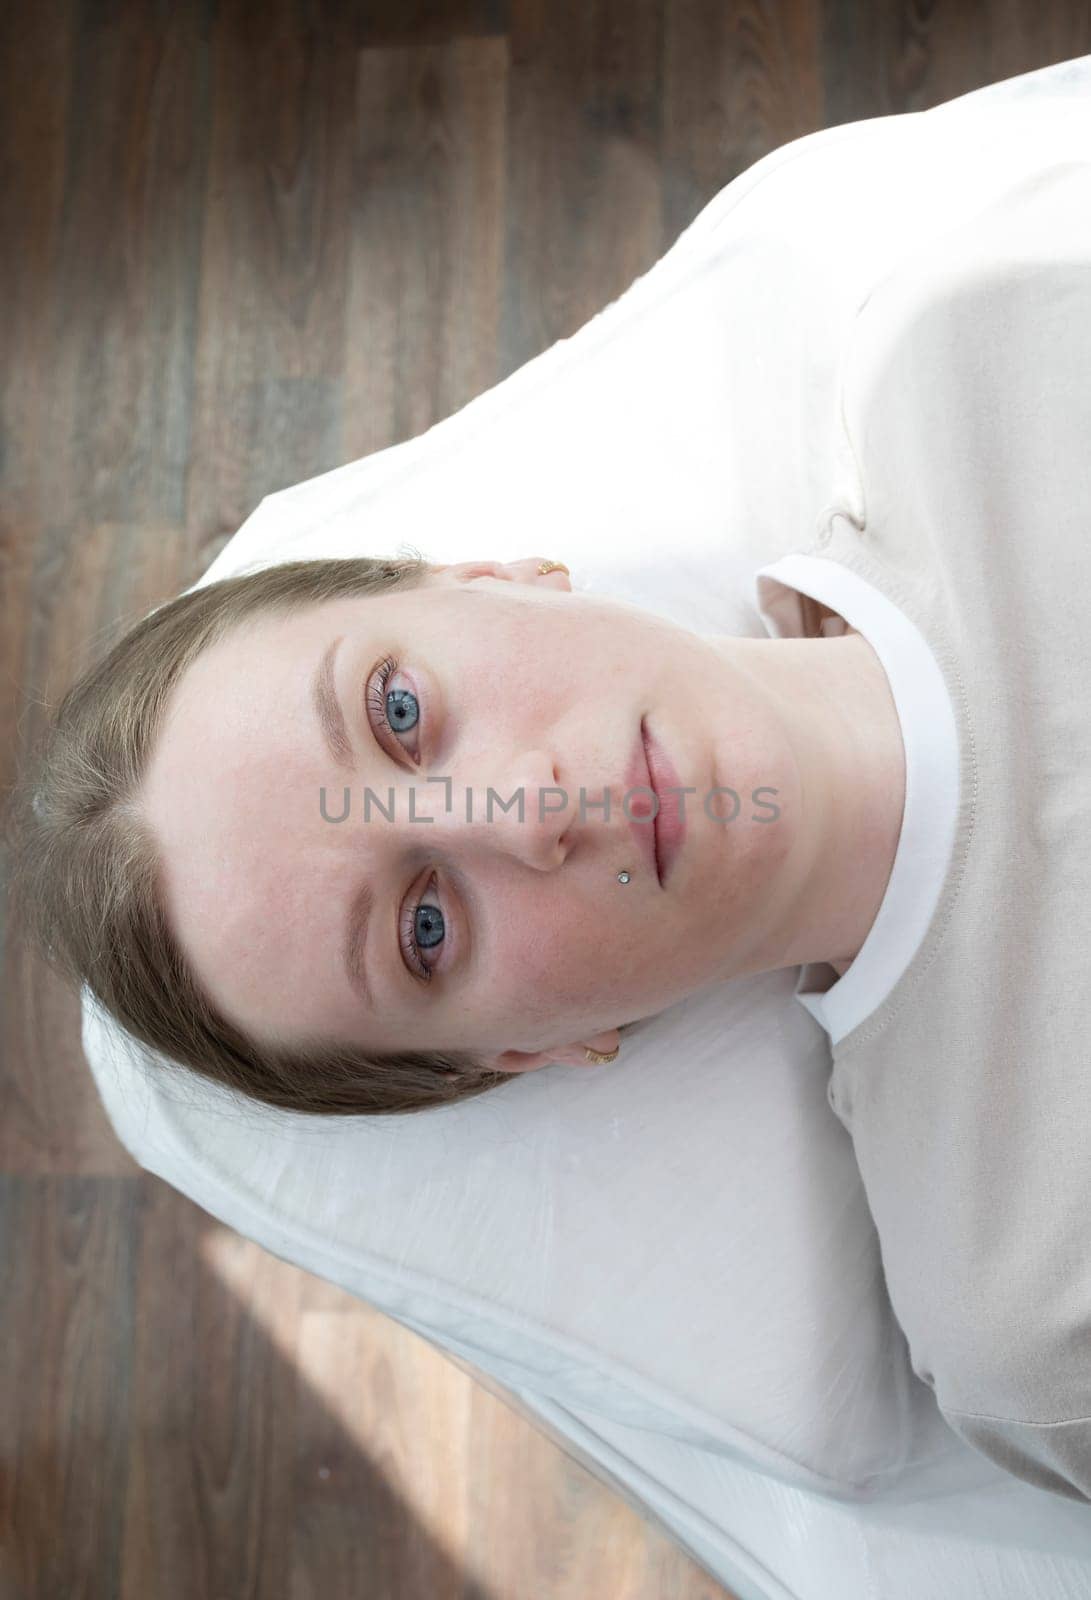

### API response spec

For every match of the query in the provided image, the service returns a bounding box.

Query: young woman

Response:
[6,549,904,1117]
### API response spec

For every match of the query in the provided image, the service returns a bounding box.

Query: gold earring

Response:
[537,559,570,576]
[584,1044,620,1064]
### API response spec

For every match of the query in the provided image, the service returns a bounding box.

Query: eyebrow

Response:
[312,635,355,772]
[311,634,372,1006]
[343,880,373,1008]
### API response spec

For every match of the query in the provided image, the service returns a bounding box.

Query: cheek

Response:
[490,891,573,986]
[459,615,586,721]
[486,881,646,1012]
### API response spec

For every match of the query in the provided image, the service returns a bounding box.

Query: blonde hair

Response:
[4,555,518,1117]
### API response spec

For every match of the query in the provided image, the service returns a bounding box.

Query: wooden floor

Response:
[2,3,1087,1596]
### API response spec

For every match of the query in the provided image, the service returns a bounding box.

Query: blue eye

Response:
[401,878,445,979]
[387,686,418,731]
[368,655,421,759]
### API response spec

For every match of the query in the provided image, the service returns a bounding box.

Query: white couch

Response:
[82,54,1091,1599]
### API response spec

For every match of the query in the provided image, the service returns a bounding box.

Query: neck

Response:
[708,630,907,980]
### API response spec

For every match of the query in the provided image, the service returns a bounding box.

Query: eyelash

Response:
[366,654,441,982]
[401,875,440,982]
[366,653,403,747]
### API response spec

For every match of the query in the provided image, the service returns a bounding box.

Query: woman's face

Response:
[139,558,802,1071]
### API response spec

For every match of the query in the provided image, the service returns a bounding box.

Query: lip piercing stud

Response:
[617,870,631,884]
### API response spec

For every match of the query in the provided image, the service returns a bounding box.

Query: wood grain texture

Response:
[4,1,1089,1594]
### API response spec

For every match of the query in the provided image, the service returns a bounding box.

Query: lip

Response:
[643,717,687,886]
[625,720,661,884]
[625,717,688,888]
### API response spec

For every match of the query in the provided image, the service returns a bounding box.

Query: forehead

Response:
[132,578,471,1034]
[136,609,326,1018]
[153,576,452,736]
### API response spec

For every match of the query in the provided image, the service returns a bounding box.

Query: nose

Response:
[401,749,577,871]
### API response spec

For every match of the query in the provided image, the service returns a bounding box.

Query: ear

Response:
[487,1027,621,1074]
[431,556,572,593]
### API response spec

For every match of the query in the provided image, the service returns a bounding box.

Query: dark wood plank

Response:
[184,0,360,550]
[353,0,510,47]
[31,0,214,535]
[503,0,665,369]
[662,0,823,243]
[120,1182,304,1600]
[0,0,73,803]
[342,37,508,462]
[0,1177,141,1600]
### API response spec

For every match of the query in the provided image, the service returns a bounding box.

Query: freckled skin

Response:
[138,557,904,1073]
